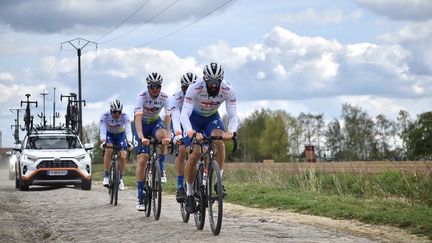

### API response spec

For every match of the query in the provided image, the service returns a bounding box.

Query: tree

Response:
[258,111,289,161]
[375,114,392,159]
[325,118,344,159]
[341,103,375,160]
[397,109,411,157]
[406,111,432,160]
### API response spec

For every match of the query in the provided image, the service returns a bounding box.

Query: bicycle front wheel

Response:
[112,160,120,206]
[207,160,223,235]
[180,182,190,223]
[194,162,205,230]
[151,159,162,220]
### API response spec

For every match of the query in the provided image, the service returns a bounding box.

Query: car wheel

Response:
[15,177,19,189]
[81,180,91,190]
[19,180,29,191]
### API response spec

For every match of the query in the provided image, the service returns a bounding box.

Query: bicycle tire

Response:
[109,161,114,205]
[144,163,152,217]
[207,160,223,235]
[180,182,190,223]
[113,160,120,206]
[152,159,162,220]
[194,162,205,230]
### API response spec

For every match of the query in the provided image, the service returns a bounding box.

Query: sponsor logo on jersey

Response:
[144,107,160,113]
[201,101,220,107]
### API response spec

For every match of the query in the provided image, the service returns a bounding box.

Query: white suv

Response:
[14,128,93,191]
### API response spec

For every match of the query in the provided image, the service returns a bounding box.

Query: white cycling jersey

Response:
[99,111,131,141]
[168,90,185,134]
[134,90,170,123]
[180,79,238,133]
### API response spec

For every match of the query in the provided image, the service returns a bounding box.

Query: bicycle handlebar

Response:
[189,132,238,154]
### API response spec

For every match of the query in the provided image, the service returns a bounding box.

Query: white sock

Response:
[186,182,193,196]
[220,169,223,178]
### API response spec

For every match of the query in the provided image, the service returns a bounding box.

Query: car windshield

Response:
[26,135,82,149]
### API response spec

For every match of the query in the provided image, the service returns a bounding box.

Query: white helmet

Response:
[146,72,163,84]
[203,62,224,80]
[110,99,123,112]
[180,72,197,86]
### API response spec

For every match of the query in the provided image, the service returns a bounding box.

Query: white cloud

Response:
[356,0,432,21]
[0,0,233,34]
[275,8,362,25]
[0,72,14,81]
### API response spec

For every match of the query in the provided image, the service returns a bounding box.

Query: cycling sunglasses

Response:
[148,84,161,90]
[204,77,222,86]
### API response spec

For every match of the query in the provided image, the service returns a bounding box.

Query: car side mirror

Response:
[13,144,22,153]
[84,143,94,150]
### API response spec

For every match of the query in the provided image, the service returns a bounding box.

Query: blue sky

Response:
[0,0,431,146]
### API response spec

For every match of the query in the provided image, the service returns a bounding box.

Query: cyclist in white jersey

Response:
[133,72,171,211]
[180,63,239,213]
[169,72,197,203]
[100,100,131,191]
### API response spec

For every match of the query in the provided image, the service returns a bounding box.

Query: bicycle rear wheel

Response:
[180,182,190,223]
[207,160,223,235]
[151,159,162,220]
[194,162,205,230]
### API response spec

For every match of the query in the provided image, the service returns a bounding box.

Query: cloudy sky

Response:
[0,0,431,146]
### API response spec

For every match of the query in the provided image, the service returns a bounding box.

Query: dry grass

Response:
[225,161,432,175]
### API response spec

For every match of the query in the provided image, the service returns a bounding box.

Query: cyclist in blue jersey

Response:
[180,63,239,213]
[133,72,171,211]
[100,100,131,191]
[169,72,197,203]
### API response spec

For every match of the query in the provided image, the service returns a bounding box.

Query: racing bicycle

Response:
[189,133,238,235]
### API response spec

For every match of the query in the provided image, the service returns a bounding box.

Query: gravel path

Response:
[0,165,426,243]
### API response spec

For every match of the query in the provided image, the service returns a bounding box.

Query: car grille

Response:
[37,160,78,169]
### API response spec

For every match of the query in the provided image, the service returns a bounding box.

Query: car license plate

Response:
[47,170,68,176]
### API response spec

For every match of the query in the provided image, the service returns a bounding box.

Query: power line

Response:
[137,0,234,47]
[95,0,150,42]
[99,0,180,45]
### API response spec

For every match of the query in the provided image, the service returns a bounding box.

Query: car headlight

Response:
[23,154,38,162]
[76,154,88,162]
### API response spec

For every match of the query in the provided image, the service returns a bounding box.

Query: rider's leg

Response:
[136,153,149,199]
[119,150,127,176]
[210,128,225,177]
[185,145,201,196]
[176,145,186,189]
[103,145,113,178]
[155,128,169,179]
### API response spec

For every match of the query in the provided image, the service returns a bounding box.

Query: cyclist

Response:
[100,99,131,191]
[180,63,238,213]
[169,72,197,203]
[133,72,171,211]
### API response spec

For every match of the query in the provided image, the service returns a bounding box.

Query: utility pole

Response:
[9,108,25,144]
[40,89,48,126]
[61,38,97,141]
[52,87,59,127]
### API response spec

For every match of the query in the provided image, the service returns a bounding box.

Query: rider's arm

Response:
[225,87,239,133]
[99,112,107,142]
[124,113,132,142]
[134,93,145,141]
[180,92,194,137]
[169,96,181,135]
[163,96,172,131]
